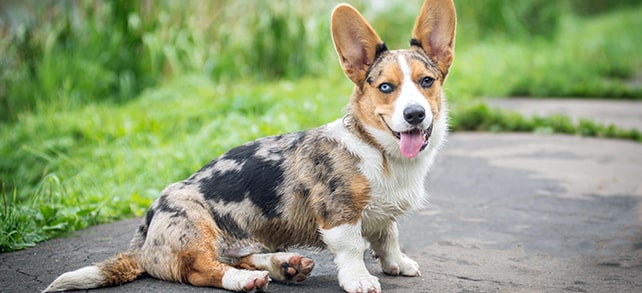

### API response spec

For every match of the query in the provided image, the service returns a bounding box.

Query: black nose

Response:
[403,104,426,126]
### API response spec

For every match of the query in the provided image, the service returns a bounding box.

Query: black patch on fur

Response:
[366,76,373,85]
[157,194,188,219]
[136,224,148,240]
[145,208,155,227]
[328,177,343,193]
[189,142,260,180]
[364,45,389,87]
[210,210,249,239]
[138,208,154,238]
[410,38,422,48]
[374,42,388,60]
[223,141,260,163]
[199,144,286,219]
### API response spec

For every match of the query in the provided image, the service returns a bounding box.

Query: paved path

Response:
[487,97,642,130]
[2,132,641,292]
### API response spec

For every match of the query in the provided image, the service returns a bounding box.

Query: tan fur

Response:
[178,220,229,287]
[236,256,259,271]
[97,252,144,287]
[284,132,372,230]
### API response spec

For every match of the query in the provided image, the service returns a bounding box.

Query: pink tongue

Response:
[399,131,425,158]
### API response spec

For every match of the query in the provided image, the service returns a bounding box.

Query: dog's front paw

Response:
[339,272,381,293]
[382,254,420,277]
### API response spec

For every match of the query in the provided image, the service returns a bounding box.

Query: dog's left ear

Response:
[411,0,457,75]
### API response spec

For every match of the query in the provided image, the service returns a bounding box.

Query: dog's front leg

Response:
[322,222,381,293]
[367,220,420,277]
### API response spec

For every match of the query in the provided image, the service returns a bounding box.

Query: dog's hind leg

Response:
[236,252,315,283]
[146,215,270,291]
[139,186,271,291]
[157,218,271,291]
[179,248,270,291]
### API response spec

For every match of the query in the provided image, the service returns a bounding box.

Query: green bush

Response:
[449,102,641,141]
[455,0,568,41]
[1,0,160,121]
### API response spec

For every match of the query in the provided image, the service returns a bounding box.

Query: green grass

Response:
[2,1,642,252]
[0,74,351,251]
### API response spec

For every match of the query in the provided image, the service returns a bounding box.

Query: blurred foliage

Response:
[569,0,642,15]
[0,0,337,122]
[455,0,568,40]
[2,0,642,122]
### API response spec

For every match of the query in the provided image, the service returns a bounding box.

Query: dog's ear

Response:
[411,0,457,75]
[331,4,384,85]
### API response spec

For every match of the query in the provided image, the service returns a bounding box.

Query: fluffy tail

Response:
[43,251,144,292]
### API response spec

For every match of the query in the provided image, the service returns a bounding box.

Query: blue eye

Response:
[378,83,395,93]
[420,76,435,88]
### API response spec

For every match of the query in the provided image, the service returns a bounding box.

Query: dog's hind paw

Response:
[274,253,315,283]
[223,270,270,292]
[242,271,269,292]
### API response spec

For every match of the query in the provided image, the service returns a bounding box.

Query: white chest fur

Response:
[324,116,446,225]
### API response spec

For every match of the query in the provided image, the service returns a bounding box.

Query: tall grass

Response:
[1,0,642,251]
[0,0,337,122]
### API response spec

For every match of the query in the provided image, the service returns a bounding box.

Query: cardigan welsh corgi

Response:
[45,0,456,292]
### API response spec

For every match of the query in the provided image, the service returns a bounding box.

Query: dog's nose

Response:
[403,104,426,126]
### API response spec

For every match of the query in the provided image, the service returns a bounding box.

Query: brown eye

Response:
[420,76,434,88]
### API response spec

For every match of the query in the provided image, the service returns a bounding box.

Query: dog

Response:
[44,0,456,292]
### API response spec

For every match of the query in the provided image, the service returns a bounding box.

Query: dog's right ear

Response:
[411,0,457,76]
[331,4,384,85]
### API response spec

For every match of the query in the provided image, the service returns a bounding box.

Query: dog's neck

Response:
[342,112,391,175]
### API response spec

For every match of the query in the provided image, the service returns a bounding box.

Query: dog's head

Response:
[332,0,456,159]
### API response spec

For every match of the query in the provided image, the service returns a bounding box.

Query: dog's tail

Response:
[43,251,144,292]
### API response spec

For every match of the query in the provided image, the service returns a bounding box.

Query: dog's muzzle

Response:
[379,114,433,158]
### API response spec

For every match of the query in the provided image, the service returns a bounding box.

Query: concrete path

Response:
[2,132,641,292]
[487,97,642,130]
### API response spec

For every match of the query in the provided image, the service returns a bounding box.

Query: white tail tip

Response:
[43,266,104,292]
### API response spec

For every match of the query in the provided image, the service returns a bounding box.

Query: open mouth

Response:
[380,115,433,158]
